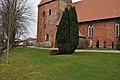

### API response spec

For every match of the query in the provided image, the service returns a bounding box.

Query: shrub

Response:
[116,35,120,50]
[112,41,114,49]
[77,39,89,49]
[103,41,106,48]
[56,7,79,54]
[116,42,120,50]
[96,40,99,48]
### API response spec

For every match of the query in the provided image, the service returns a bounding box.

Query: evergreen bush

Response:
[56,7,79,54]
[112,41,114,49]
[116,35,120,50]
[77,39,89,49]
[103,41,106,48]
[96,40,99,48]
[116,42,120,50]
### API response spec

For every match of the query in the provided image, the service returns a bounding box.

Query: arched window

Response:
[49,9,51,16]
[115,22,120,36]
[43,11,45,17]
[45,33,49,41]
[88,24,94,37]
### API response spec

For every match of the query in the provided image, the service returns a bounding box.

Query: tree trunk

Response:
[6,27,10,64]
[6,37,10,64]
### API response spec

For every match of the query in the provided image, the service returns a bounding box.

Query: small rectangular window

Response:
[43,11,45,17]
[49,9,51,16]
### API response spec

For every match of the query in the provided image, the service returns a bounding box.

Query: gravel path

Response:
[28,46,120,53]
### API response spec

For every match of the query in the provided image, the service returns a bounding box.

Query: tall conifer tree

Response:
[56,7,79,53]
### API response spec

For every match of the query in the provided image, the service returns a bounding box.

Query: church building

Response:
[37,0,120,48]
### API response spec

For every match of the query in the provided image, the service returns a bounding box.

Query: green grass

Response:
[0,48,120,80]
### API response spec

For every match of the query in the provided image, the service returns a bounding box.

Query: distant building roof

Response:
[71,0,120,22]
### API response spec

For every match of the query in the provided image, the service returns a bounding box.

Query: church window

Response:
[49,9,51,16]
[45,33,49,41]
[43,11,45,17]
[115,22,120,36]
[88,24,94,37]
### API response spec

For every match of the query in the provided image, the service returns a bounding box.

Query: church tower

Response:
[37,0,72,47]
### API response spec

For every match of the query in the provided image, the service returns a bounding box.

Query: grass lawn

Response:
[0,48,120,80]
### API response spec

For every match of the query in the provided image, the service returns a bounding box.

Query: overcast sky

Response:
[28,0,80,38]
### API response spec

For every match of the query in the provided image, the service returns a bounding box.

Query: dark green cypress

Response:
[116,35,120,50]
[56,7,79,54]
[69,7,79,53]
[96,40,99,48]
[56,8,70,53]
[112,41,114,49]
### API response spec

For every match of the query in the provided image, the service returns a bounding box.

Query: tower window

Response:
[49,9,51,16]
[88,24,94,37]
[43,11,45,17]
[115,22,120,36]
[45,33,49,41]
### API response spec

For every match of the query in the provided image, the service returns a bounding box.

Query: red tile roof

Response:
[71,0,120,22]
[39,0,53,5]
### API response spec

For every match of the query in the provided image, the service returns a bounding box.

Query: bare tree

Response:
[0,0,33,64]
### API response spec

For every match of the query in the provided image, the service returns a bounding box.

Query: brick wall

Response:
[79,18,119,48]
[37,0,71,47]
[37,0,119,48]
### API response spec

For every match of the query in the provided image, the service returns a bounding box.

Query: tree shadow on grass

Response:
[50,50,73,55]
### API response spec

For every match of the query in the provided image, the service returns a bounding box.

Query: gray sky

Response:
[28,0,80,38]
